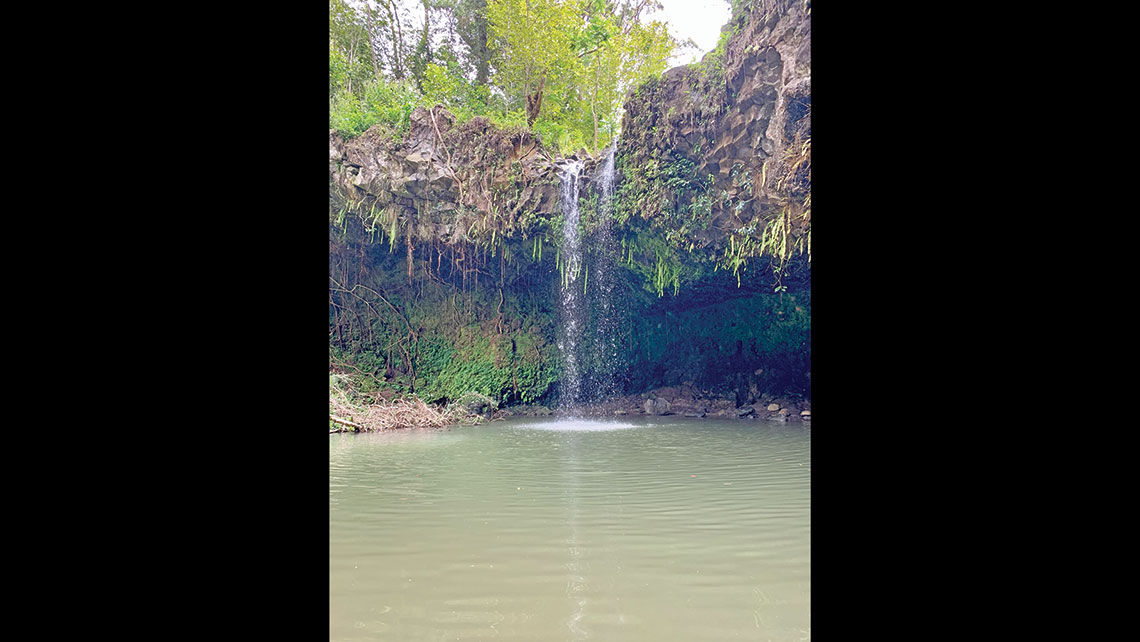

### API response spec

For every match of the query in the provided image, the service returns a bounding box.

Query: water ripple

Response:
[331,416,809,640]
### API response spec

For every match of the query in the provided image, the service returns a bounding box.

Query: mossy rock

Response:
[451,391,498,417]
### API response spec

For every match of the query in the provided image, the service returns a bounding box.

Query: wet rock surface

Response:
[497,384,809,423]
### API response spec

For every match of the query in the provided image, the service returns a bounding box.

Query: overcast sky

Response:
[645,0,733,67]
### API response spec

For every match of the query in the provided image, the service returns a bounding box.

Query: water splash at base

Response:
[513,419,638,432]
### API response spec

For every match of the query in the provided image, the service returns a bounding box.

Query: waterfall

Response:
[556,145,620,413]
[557,159,586,411]
[589,145,621,401]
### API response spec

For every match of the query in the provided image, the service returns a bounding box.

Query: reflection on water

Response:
[330,416,810,640]
[564,424,587,637]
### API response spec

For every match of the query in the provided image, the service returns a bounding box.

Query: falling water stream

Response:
[556,146,620,412]
[589,146,621,401]
[556,158,586,410]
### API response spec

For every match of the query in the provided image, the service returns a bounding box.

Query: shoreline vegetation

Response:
[330,373,810,432]
[330,374,493,432]
[327,399,464,433]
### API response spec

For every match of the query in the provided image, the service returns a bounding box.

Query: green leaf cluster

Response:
[330,0,679,155]
[330,78,424,139]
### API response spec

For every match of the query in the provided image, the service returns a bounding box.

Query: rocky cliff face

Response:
[617,0,810,250]
[330,107,612,248]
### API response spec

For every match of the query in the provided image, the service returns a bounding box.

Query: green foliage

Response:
[439,0,493,85]
[329,45,352,97]
[329,0,677,153]
[330,214,564,407]
[411,319,560,405]
[532,119,591,157]
[617,229,687,297]
[608,146,725,297]
[328,0,374,98]
[330,78,425,139]
[424,334,502,401]
[484,0,676,154]
[420,53,494,122]
[694,20,737,91]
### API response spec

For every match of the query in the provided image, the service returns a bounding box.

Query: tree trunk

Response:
[592,64,599,152]
[422,0,432,65]
[474,29,489,85]
[330,415,363,431]
[526,76,546,127]
[347,30,359,93]
[365,7,382,81]
[473,0,489,86]
[382,0,405,79]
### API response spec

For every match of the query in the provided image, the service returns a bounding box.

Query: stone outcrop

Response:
[330,107,578,246]
[530,386,809,421]
[644,397,672,415]
[617,0,810,247]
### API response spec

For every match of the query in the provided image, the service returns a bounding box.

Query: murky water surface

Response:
[330,416,810,640]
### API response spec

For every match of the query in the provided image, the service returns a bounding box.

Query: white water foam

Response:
[513,419,639,432]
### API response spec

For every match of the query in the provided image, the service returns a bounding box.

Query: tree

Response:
[331,0,677,153]
[487,0,581,126]
[486,0,676,152]
[373,0,409,80]
[579,1,674,149]
[406,0,437,90]
[456,0,492,86]
[330,0,374,96]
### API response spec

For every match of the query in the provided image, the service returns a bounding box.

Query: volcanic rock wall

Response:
[618,0,810,246]
[330,107,591,246]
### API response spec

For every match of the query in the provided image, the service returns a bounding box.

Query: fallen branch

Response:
[329,415,363,430]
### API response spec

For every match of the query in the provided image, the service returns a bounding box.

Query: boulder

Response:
[454,392,496,417]
[644,397,672,415]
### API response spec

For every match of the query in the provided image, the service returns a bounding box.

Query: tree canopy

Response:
[330,0,679,153]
